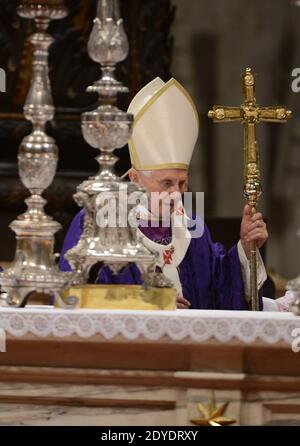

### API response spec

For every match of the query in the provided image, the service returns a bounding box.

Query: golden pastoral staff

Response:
[208,68,292,310]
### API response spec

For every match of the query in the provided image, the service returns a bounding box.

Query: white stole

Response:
[137,205,191,296]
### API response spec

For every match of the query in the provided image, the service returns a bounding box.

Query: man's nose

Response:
[168,190,182,207]
[169,183,181,193]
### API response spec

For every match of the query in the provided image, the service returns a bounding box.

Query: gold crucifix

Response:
[208,68,292,311]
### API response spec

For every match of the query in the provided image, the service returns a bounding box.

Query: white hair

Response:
[120,169,153,180]
[138,170,153,178]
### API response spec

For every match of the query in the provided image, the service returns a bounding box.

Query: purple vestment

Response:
[59,209,263,310]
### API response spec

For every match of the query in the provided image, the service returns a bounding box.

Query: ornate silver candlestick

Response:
[287,229,300,315]
[65,0,170,287]
[0,0,79,308]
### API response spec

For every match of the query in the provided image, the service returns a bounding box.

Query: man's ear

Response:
[128,168,139,183]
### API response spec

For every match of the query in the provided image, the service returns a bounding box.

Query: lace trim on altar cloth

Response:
[0,308,299,345]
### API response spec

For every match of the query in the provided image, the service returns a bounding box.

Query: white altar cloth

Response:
[0,307,299,345]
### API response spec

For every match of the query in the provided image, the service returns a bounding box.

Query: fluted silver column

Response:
[0,0,80,308]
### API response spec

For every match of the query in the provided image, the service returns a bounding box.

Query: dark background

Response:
[0,0,299,293]
[0,0,174,258]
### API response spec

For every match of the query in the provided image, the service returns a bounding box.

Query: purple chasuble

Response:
[59,209,263,310]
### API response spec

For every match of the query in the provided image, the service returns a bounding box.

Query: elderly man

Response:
[60,77,271,310]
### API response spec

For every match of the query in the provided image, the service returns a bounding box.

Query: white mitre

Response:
[127,77,199,171]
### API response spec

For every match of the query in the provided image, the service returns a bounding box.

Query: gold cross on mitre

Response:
[208,68,292,311]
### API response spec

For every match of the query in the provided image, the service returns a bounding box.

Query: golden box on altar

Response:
[60,284,177,310]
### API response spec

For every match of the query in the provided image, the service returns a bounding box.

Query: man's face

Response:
[129,169,189,218]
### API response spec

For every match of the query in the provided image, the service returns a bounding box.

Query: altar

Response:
[0,308,299,426]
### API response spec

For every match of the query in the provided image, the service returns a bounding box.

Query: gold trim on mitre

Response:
[128,78,199,171]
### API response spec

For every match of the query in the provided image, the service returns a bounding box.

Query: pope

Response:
[59,77,269,310]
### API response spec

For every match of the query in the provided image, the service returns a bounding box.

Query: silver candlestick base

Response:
[0,0,81,308]
[286,228,300,316]
[286,277,300,316]
[66,104,156,276]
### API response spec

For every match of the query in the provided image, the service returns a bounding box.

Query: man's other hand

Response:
[177,295,191,309]
[240,204,268,258]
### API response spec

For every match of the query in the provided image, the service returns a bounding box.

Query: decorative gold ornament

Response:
[190,392,236,426]
[208,67,292,311]
[60,284,177,310]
